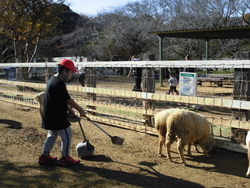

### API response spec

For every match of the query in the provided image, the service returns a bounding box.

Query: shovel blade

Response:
[76,141,95,157]
[111,136,124,145]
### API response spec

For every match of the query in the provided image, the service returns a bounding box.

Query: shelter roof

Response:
[150,26,250,39]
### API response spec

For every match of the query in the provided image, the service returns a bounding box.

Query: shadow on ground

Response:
[0,119,22,129]
[0,155,205,188]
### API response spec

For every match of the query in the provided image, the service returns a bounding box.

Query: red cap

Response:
[59,59,78,73]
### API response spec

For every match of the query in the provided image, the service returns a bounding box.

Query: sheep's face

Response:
[205,135,216,152]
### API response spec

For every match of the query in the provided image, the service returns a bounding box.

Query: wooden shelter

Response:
[150,26,250,58]
[150,26,250,81]
[150,25,250,144]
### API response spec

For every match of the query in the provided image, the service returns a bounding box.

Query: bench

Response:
[197,74,234,87]
[206,74,234,78]
[207,74,234,82]
[197,77,224,87]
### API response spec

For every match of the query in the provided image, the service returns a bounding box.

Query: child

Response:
[167,73,179,95]
[38,59,86,166]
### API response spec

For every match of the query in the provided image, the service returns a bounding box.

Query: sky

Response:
[68,0,140,16]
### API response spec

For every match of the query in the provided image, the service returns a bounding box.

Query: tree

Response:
[36,7,91,59]
[0,0,66,62]
[150,0,250,60]
[91,2,160,60]
[0,33,14,63]
[0,0,67,80]
[58,14,98,59]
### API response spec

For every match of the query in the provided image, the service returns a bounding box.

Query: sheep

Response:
[165,109,215,165]
[34,92,45,117]
[34,91,75,117]
[154,108,200,157]
[246,130,250,177]
[154,108,179,156]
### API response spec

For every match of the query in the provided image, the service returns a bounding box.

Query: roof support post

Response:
[205,38,210,75]
[157,35,164,86]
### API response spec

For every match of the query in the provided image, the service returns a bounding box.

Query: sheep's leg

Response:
[158,139,163,156]
[39,106,43,117]
[158,136,165,157]
[247,148,250,177]
[177,139,186,166]
[35,92,45,118]
[166,135,175,162]
[166,142,172,161]
[158,132,166,157]
[187,143,200,156]
[37,98,43,117]
[246,131,250,177]
[200,144,209,158]
[194,144,200,153]
[187,143,192,156]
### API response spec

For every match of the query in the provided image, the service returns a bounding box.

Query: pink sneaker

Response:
[59,156,80,166]
[38,155,57,165]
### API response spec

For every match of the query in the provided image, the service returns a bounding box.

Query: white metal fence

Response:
[0,60,250,153]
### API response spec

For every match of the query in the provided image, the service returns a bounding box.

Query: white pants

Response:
[42,126,72,158]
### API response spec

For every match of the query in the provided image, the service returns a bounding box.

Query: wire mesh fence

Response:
[0,60,250,152]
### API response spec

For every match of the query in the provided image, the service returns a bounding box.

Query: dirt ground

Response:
[0,99,249,188]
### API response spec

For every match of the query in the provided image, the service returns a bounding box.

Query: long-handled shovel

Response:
[86,117,124,145]
[76,118,95,158]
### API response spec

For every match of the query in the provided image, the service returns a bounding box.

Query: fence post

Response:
[231,51,250,144]
[15,58,23,81]
[142,53,155,127]
[15,58,28,91]
[85,67,97,114]
[44,58,54,83]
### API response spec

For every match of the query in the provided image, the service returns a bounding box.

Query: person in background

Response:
[168,68,180,80]
[167,73,179,95]
[78,57,85,87]
[127,55,142,92]
[184,54,195,72]
[38,59,87,166]
[185,54,191,61]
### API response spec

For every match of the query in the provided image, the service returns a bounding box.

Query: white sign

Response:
[179,72,197,96]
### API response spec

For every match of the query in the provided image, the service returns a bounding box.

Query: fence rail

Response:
[0,60,249,154]
[1,80,250,112]
[0,60,250,68]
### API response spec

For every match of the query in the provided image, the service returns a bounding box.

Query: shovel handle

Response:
[78,118,87,142]
[85,117,112,138]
